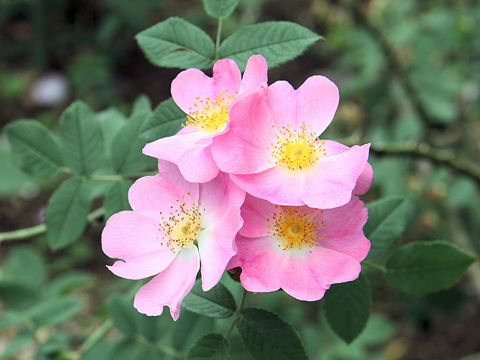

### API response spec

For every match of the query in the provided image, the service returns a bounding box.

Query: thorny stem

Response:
[0,207,104,243]
[225,288,248,339]
[215,17,223,60]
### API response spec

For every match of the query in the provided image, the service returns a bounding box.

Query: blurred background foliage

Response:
[1,0,480,359]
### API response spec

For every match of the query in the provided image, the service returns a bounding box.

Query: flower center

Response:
[185,90,236,133]
[267,205,326,252]
[158,197,205,253]
[269,123,326,171]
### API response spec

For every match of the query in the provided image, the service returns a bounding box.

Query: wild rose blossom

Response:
[229,194,370,300]
[211,78,371,209]
[142,55,268,183]
[101,161,245,320]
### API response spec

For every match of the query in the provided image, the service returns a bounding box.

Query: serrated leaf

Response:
[218,21,321,70]
[236,308,307,360]
[28,297,83,327]
[59,101,104,175]
[203,0,239,18]
[136,17,215,69]
[324,274,372,344]
[141,97,186,141]
[182,280,236,318]
[5,119,63,178]
[364,196,408,259]
[45,177,91,250]
[173,310,214,351]
[186,333,230,360]
[386,241,476,295]
[111,97,155,174]
[104,180,132,220]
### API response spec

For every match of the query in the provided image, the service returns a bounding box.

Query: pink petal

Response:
[101,211,176,279]
[316,196,370,262]
[211,59,242,96]
[128,173,198,217]
[198,172,245,219]
[280,246,361,301]
[265,81,296,129]
[171,69,216,114]
[354,162,374,195]
[321,140,373,195]
[143,131,219,183]
[102,211,162,260]
[239,194,275,238]
[302,144,371,209]
[133,246,199,320]
[295,75,339,136]
[239,55,268,93]
[198,206,243,291]
[231,167,305,206]
[211,90,275,174]
[236,235,284,293]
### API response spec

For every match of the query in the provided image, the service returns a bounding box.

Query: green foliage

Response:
[5,119,63,179]
[136,17,215,69]
[59,101,104,175]
[386,241,476,295]
[111,96,155,174]
[28,297,84,327]
[236,308,307,360]
[218,22,322,70]
[141,97,186,141]
[186,334,230,360]
[45,177,92,250]
[104,180,133,220]
[364,196,409,259]
[324,274,372,344]
[182,280,236,318]
[203,0,239,19]
[4,247,47,289]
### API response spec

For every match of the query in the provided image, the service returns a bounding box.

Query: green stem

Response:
[215,17,223,60]
[369,142,480,184]
[362,260,386,273]
[80,319,113,355]
[225,288,248,339]
[0,207,104,243]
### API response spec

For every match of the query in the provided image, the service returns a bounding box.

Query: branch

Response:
[0,207,104,243]
[369,142,480,184]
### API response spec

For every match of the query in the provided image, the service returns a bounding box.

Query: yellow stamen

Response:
[184,90,236,133]
[267,205,326,252]
[157,196,205,253]
[269,123,326,171]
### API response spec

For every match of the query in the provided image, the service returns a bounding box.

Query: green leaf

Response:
[5,247,47,289]
[141,97,185,141]
[45,177,92,250]
[218,21,321,70]
[109,338,158,360]
[5,119,63,178]
[96,107,127,159]
[0,311,29,330]
[203,0,239,18]
[28,297,83,327]
[173,310,214,351]
[136,17,215,69]
[0,333,32,359]
[0,281,37,309]
[364,196,408,259]
[386,241,477,295]
[324,274,372,344]
[59,101,104,175]
[109,295,138,337]
[44,272,92,298]
[186,333,230,360]
[111,97,155,174]
[104,180,132,220]
[182,280,236,318]
[236,308,307,360]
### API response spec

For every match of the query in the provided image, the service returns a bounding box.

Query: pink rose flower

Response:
[230,194,370,301]
[101,161,245,320]
[143,55,268,183]
[211,78,372,209]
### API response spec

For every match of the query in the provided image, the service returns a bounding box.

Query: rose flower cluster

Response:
[102,55,372,320]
